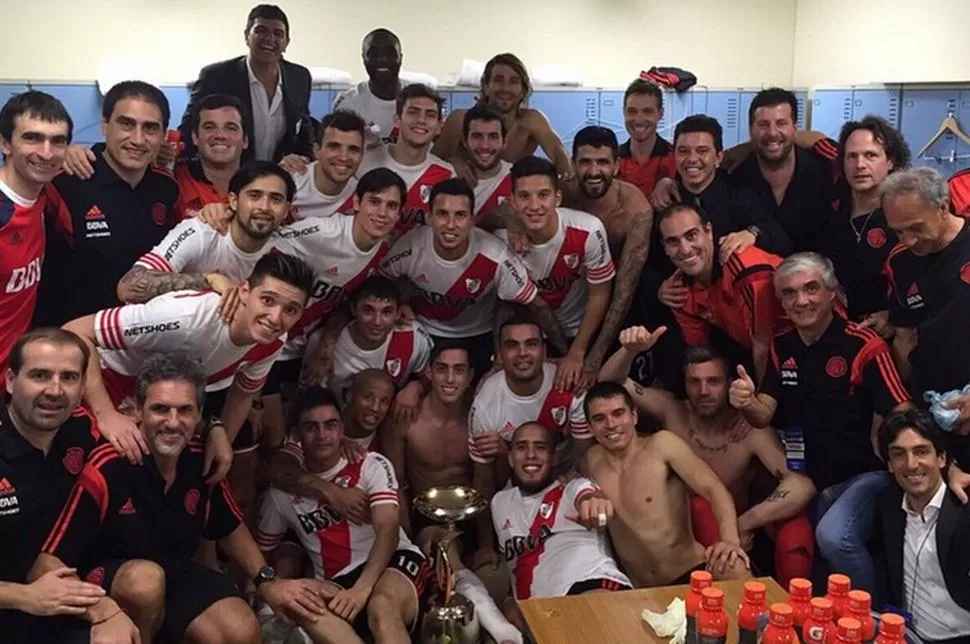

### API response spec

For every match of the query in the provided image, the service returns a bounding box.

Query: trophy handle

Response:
[435,522,461,605]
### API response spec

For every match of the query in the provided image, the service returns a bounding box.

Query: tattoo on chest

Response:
[688,423,752,453]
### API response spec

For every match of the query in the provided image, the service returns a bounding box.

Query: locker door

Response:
[528,91,599,159]
[597,91,626,143]
[851,87,901,128]
[900,89,960,173]
[810,90,852,140]
[705,91,742,147]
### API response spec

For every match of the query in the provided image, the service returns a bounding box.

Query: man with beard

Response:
[35,353,324,644]
[616,79,676,198]
[117,161,292,303]
[491,422,631,629]
[357,84,455,235]
[730,252,911,593]
[599,327,817,586]
[582,381,750,587]
[459,104,514,225]
[334,29,404,144]
[0,329,107,644]
[433,53,573,182]
[498,156,615,391]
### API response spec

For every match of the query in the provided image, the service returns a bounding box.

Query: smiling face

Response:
[463,118,505,172]
[315,126,364,185]
[586,394,638,453]
[228,174,290,240]
[236,276,307,344]
[659,208,714,278]
[485,64,526,114]
[246,17,288,65]
[675,131,721,191]
[499,323,545,383]
[776,267,836,332]
[574,144,617,199]
[428,348,471,404]
[102,97,164,175]
[430,193,475,255]
[353,294,398,344]
[0,113,70,193]
[193,106,247,167]
[395,97,441,148]
[353,186,403,241]
[138,379,201,457]
[6,340,85,433]
[508,423,555,494]
[888,428,946,503]
[750,103,796,165]
[362,31,402,85]
[624,92,662,143]
[347,377,394,433]
[511,174,561,235]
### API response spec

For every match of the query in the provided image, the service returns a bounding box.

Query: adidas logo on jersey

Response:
[0,478,18,513]
[85,205,105,220]
[119,498,136,515]
[781,357,797,369]
[906,282,924,309]
[781,357,799,387]
[0,478,16,494]
[502,518,512,530]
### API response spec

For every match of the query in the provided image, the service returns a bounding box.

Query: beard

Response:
[579,173,613,199]
[511,468,555,495]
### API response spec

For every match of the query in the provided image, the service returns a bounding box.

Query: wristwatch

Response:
[746,225,761,239]
[253,565,277,589]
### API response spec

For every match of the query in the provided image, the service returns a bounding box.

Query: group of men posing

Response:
[1,3,970,644]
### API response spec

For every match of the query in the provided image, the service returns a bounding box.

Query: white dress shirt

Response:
[247,58,286,161]
[902,480,970,641]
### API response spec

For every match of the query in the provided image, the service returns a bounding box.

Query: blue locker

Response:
[30,84,105,144]
[449,90,478,111]
[953,90,970,171]
[738,91,759,143]
[810,90,853,140]
[161,85,190,131]
[597,91,626,143]
[0,83,28,110]
[794,90,808,130]
[309,88,335,119]
[528,91,599,159]
[705,91,742,147]
[851,87,901,128]
[439,90,451,116]
[900,89,960,174]
[657,90,693,142]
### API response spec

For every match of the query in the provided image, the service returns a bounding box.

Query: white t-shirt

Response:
[330,320,434,399]
[134,219,272,283]
[474,161,513,219]
[491,478,630,600]
[256,452,419,580]
[274,215,390,361]
[357,145,455,234]
[94,291,283,407]
[380,226,537,338]
[468,362,590,464]
[290,162,357,220]
[333,81,400,141]
[496,208,615,336]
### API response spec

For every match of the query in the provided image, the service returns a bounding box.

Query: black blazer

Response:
[178,55,314,163]
[871,483,970,613]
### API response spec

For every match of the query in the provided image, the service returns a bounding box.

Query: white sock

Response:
[455,568,524,644]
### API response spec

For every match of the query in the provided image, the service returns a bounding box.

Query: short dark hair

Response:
[462,103,507,140]
[396,84,443,118]
[684,346,728,375]
[102,81,171,130]
[748,88,798,127]
[229,160,296,202]
[135,353,206,409]
[623,79,664,111]
[510,155,559,192]
[317,109,367,147]
[429,177,475,213]
[193,93,247,134]
[511,420,554,444]
[245,4,289,35]
[656,202,711,230]
[353,275,401,307]
[877,408,948,464]
[429,340,470,367]
[356,167,407,204]
[838,116,911,173]
[481,53,532,103]
[572,125,618,160]
[674,115,723,152]
[583,380,635,420]
[499,315,542,341]
[247,252,315,300]
[7,328,90,376]
[0,91,73,145]
[287,386,341,434]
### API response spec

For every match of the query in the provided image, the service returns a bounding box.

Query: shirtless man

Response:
[582,380,750,587]
[433,53,573,182]
[600,326,817,585]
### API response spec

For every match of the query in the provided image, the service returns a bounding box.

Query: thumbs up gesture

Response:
[729,365,757,409]
[618,325,668,354]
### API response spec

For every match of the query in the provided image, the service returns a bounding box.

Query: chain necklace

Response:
[850,209,877,244]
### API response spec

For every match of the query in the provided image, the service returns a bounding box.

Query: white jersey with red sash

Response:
[474,161,513,219]
[491,478,630,599]
[357,145,455,234]
[274,214,390,361]
[468,362,590,464]
[94,291,282,407]
[289,163,357,221]
[380,226,537,338]
[496,207,614,336]
[330,320,433,400]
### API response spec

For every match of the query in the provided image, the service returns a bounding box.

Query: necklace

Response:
[850,210,876,243]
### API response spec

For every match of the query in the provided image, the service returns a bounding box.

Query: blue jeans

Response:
[814,470,891,594]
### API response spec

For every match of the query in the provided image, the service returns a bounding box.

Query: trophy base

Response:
[418,593,481,644]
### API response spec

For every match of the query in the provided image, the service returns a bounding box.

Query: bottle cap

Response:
[837,617,862,641]
[809,597,834,620]
[789,578,812,598]
[878,613,906,636]
[743,581,767,602]
[166,129,181,143]
[689,570,713,591]
[847,590,871,613]
[827,574,851,594]
[769,602,794,627]
[701,586,724,609]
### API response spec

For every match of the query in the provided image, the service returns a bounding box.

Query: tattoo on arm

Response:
[527,298,569,354]
[118,266,208,303]
[589,211,652,360]
[773,468,786,481]
[477,201,517,232]
[633,383,645,395]
[765,489,791,502]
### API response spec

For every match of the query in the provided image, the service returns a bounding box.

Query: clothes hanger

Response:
[917,111,970,158]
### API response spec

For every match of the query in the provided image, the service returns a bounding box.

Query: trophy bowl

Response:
[413,485,488,524]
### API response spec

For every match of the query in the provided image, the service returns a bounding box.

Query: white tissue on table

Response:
[641,597,687,644]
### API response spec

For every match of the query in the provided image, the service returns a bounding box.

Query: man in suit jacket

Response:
[871,408,970,644]
[179,4,313,163]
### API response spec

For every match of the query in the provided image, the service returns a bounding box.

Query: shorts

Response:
[566,577,632,595]
[330,548,432,634]
[410,510,480,557]
[429,333,493,387]
[203,387,258,452]
[0,611,90,644]
[82,558,244,642]
[263,358,302,398]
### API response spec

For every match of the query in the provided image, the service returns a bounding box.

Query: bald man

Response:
[334,28,404,143]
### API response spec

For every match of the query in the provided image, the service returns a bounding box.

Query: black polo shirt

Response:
[33,144,179,326]
[729,139,839,253]
[42,438,241,569]
[0,405,101,583]
[761,315,910,491]
[822,193,898,320]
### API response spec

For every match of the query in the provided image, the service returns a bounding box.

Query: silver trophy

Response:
[413,485,488,644]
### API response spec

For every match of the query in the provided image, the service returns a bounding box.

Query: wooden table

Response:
[519,577,787,644]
